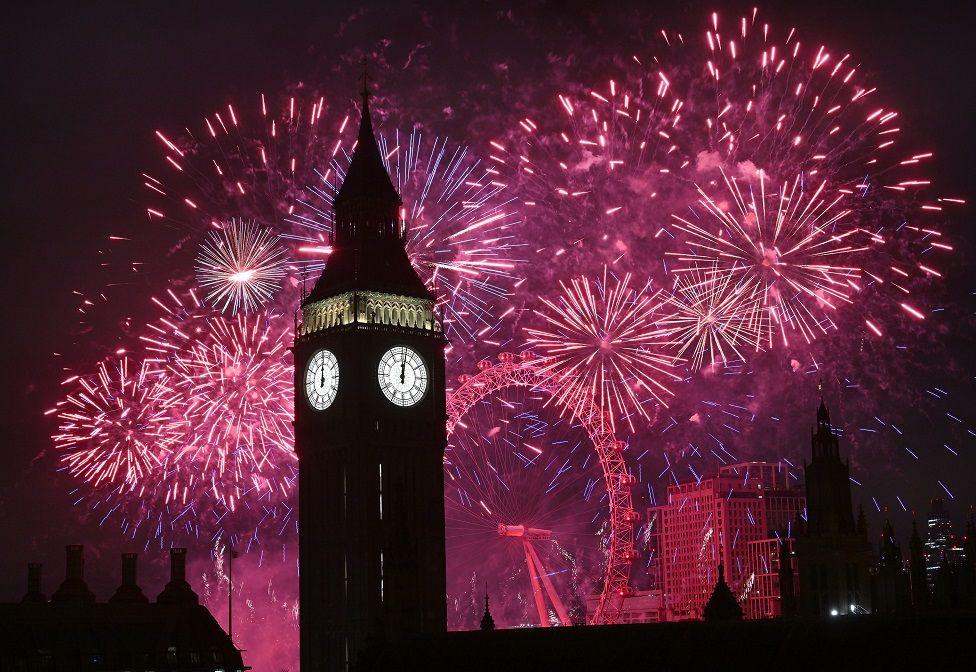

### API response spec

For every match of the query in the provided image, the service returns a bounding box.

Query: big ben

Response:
[294,85,447,671]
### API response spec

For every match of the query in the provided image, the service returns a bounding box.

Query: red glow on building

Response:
[648,462,805,620]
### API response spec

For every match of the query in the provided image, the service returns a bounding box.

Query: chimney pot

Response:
[122,553,138,585]
[156,547,198,605]
[110,552,148,604]
[170,547,187,582]
[21,563,45,603]
[66,544,84,581]
[51,544,95,604]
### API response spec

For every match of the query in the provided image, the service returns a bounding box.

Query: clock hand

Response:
[400,357,406,385]
[319,363,325,388]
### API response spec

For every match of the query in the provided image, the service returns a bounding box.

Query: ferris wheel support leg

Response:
[523,540,550,627]
[526,541,572,626]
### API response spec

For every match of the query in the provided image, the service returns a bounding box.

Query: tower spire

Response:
[303,81,430,303]
[480,583,496,631]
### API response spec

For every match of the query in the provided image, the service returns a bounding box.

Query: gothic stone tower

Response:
[795,398,873,616]
[295,88,447,671]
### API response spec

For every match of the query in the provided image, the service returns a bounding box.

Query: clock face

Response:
[305,349,339,411]
[378,345,428,407]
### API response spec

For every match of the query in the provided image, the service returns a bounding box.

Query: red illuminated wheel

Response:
[446,353,637,625]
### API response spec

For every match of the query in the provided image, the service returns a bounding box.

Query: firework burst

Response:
[196,219,289,315]
[141,291,296,512]
[524,268,679,433]
[668,170,867,347]
[662,261,764,370]
[53,356,177,492]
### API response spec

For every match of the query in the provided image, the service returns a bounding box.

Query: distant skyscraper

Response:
[924,498,963,588]
[650,461,804,620]
[794,398,873,616]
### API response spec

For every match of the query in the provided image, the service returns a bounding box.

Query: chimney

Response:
[20,562,45,603]
[171,547,186,582]
[156,547,199,605]
[110,552,148,604]
[51,544,96,605]
[67,544,83,581]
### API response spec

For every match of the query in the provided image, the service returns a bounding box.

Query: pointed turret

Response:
[332,85,401,237]
[703,563,743,621]
[878,520,902,568]
[817,396,831,429]
[304,82,429,303]
[480,587,495,631]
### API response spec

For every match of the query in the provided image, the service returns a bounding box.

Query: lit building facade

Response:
[649,461,804,621]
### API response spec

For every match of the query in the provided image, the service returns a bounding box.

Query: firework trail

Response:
[54,92,522,544]
[668,170,867,348]
[196,219,289,315]
[524,267,679,433]
[489,9,960,349]
[145,93,523,356]
[44,10,971,662]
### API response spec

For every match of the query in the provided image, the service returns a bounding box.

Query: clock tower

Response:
[295,87,447,671]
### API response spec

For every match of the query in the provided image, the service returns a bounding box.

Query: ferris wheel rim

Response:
[446,351,637,625]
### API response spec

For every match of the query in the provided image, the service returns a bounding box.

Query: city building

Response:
[871,520,911,615]
[925,498,954,587]
[584,590,663,624]
[924,498,967,589]
[0,545,245,672]
[793,399,873,617]
[294,83,448,671]
[649,461,804,621]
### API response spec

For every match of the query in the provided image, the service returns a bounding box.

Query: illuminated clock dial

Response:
[378,346,428,407]
[305,349,339,410]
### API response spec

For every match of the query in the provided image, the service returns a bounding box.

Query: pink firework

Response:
[662,261,764,371]
[146,94,521,352]
[668,170,867,347]
[488,9,960,342]
[141,291,296,511]
[52,356,177,492]
[524,268,679,433]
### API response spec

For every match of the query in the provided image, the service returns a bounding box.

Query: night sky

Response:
[2,0,974,651]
